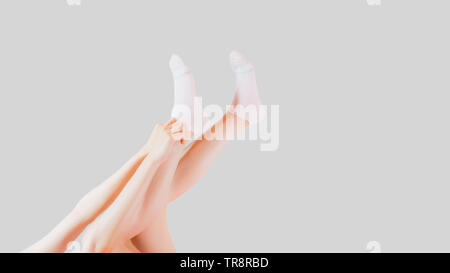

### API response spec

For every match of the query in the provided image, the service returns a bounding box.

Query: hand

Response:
[143,119,185,162]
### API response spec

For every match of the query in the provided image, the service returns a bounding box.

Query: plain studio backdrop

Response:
[0,0,449,252]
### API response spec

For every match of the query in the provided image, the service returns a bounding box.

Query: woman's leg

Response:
[132,51,260,252]
[129,111,248,252]
[129,130,186,252]
[131,209,176,253]
[169,111,247,201]
[23,144,150,253]
[81,120,184,252]
[170,50,260,201]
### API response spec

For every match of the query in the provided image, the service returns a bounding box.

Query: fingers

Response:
[163,119,182,134]
[164,118,178,128]
[169,120,184,134]
[164,119,187,143]
[149,119,188,149]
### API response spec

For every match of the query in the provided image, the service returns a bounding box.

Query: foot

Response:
[229,51,261,124]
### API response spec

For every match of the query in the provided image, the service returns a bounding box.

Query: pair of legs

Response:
[82,111,245,252]
[23,51,260,253]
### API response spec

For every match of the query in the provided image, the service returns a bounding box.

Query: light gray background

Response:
[0,0,449,252]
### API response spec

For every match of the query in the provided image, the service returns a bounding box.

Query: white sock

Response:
[169,54,196,131]
[229,51,261,124]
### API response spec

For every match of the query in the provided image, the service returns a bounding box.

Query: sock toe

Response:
[230,51,253,73]
[170,54,190,78]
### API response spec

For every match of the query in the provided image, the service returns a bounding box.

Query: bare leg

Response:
[131,111,247,252]
[132,209,176,253]
[81,120,184,252]
[23,147,148,253]
[170,50,259,201]
[170,111,248,201]
[132,51,259,253]
[130,140,185,252]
